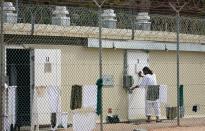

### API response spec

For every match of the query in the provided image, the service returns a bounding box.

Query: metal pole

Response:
[169,2,186,127]
[131,8,135,40]
[92,1,106,131]
[99,7,102,85]
[176,11,180,126]
[98,6,103,131]
[16,0,19,21]
[0,0,4,130]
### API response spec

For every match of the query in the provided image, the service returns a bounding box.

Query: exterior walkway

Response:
[19,117,205,131]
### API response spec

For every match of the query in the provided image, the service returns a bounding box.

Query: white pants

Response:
[145,100,160,117]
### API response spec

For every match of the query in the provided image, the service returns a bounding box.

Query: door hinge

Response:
[137,59,140,64]
[31,84,35,89]
[31,56,35,61]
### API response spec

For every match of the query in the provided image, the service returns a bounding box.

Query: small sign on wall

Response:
[44,56,52,73]
[102,75,114,86]
[44,63,52,73]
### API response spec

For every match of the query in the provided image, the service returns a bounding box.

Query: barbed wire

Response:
[6,0,205,15]
[2,2,205,131]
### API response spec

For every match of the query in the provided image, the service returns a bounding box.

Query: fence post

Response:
[98,6,103,131]
[92,1,106,131]
[169,2,187,126]
[176,11,180,126]
[0,0,5,130]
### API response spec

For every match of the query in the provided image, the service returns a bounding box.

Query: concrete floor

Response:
[19,117,205,131]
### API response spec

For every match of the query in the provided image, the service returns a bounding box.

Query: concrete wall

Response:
[150,51,205,117]
[27,44,126,123]
[26,44,205,123]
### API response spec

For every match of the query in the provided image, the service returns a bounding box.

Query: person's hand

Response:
[138,71,143,77]
[128,89,133,94]
[130,85,139,90]
[130,87,135,90]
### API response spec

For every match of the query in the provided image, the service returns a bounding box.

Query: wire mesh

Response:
[1,2,205,131]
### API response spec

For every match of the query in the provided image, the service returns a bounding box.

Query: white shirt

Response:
[139,74,159,103]
[139,74,157,87]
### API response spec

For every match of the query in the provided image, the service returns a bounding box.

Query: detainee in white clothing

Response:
[131,66,161,122]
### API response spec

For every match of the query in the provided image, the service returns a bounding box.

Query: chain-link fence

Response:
[1,2,205,131]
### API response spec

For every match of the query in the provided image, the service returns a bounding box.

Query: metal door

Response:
[127,51,149,120]
[31,49,61,125]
